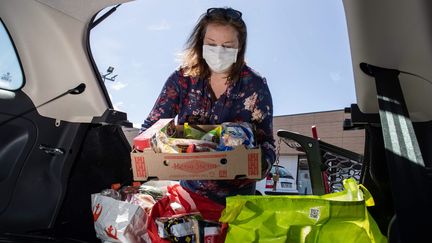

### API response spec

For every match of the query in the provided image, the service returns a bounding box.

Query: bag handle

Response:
[359,184,375,207]
[219,200,247,223]
[167,184,198,214]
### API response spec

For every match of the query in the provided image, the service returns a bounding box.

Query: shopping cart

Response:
[277,129,364,195]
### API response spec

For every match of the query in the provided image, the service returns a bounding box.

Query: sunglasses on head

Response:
[206,8,243,21]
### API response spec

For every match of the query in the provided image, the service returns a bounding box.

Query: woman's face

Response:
[203,23,239,49]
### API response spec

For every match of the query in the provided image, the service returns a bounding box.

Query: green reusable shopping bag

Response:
[219,178,386,243]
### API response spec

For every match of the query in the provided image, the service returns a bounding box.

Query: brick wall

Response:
[273,110,365,155]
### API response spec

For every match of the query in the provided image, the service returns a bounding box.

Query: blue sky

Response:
[90,0,355,128]
[0,24,22,90]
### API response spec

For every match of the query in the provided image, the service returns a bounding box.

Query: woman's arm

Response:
[141,71,181,132]
[250,77,276,177]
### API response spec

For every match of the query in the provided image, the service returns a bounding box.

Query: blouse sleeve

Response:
[252,77,276,176]
[141,71,181,132]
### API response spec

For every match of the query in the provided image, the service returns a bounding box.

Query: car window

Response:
[0,20,23,91]
[272,166,293,179]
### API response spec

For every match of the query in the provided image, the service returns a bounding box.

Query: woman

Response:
[141,7,275,205]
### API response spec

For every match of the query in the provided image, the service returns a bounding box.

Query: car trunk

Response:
[0,0,133,241]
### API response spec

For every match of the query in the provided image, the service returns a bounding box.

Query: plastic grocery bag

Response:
[91,193,149,243]
[147,184,225,243]
[219,178,386,243]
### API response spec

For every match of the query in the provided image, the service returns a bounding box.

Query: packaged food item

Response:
[201,125,222,144]
[139,184,164,201]
[186,144,196,153]
[110,183,122,191]
[156,134,218,153]
[142,180,180,196]
[198,220,222,243]
[184,123,207,139]
[156,214,200,242]
[100,189,121,200]
[133,119,175,151]
[217,122,255,151]
[119,185,140,201]
[129,193,156,213]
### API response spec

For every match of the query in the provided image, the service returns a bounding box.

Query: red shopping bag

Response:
[147,184,225,243]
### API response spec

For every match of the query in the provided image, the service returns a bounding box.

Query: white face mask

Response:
[202,45,238,73]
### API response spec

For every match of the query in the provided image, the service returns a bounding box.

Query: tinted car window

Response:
[0,20,23,91]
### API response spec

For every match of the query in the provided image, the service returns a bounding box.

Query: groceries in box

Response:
[131,119,262,180]
[133,119,173,151]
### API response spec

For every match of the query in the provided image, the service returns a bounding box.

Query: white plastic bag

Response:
[91,193,149,243]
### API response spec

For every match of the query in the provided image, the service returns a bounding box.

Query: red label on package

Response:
[134,156,147,177]
[248,153,259,176]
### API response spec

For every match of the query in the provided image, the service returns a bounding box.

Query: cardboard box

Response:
[131,146,261,180]
[130,121,262,180]
[133,119,173,151]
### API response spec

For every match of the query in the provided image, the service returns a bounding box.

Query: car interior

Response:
[0,0,431,242]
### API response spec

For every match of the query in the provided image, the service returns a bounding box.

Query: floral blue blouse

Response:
[141,65,275,205]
